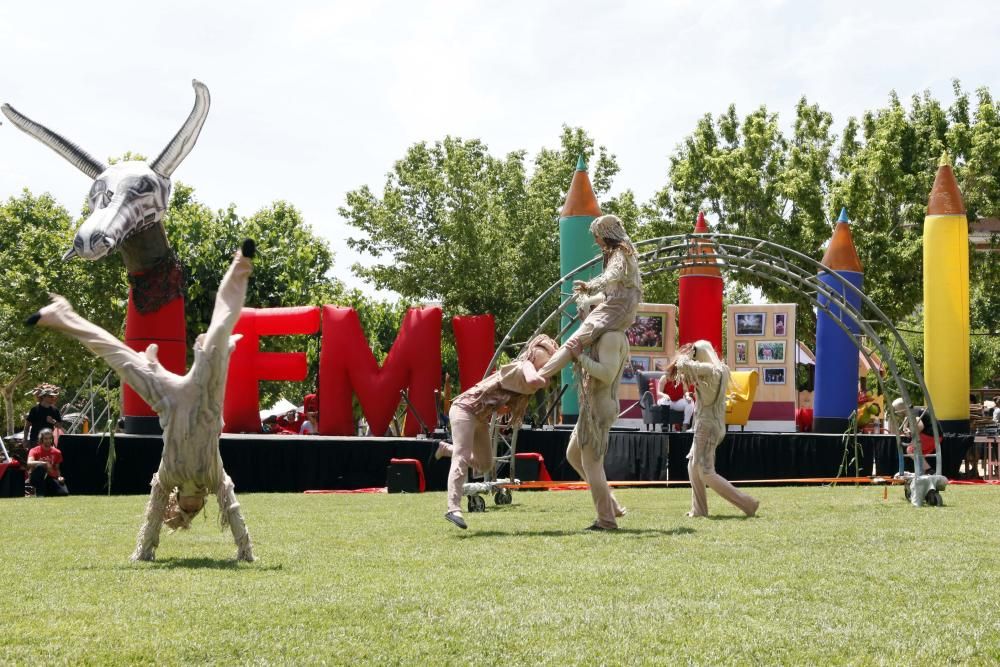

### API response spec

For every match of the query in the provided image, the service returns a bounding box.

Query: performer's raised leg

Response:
[217,474,254,562]
[131,473,171,562]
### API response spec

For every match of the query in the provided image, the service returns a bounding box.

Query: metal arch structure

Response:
[483,232,946,506]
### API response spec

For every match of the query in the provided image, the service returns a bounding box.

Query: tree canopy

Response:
[340,126,624,331]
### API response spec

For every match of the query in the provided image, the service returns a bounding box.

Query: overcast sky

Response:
[2,1,997,298]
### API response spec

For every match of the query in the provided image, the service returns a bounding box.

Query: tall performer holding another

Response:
[27,241,259,562]
[666,341,759,518]
[564,296,629,530]
[434,335,558,529]
[538,214,642,379]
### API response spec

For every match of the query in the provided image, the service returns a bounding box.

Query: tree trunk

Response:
[2,364,30,437]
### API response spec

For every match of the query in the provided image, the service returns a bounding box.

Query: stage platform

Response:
[47,430,975,496]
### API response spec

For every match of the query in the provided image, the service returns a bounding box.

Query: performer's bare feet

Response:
[130,548,156,562]
[746,498,760,518]
[585,522,618,531]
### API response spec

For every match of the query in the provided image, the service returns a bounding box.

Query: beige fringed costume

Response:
[565,329,629,530]
[674,341,759,518]
[30,245,256,561]
[437,335,557,526]
[539,215,642,380]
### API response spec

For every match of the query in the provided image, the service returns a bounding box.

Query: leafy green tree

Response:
[341,126,619,336]
[0,191,125,434]
[653,98,835,342]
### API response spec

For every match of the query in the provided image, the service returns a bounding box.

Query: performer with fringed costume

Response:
[26,241,259,562]
[537,214,642,380]
[563,295,629,530]
[434,335,557,529]
[667,340,759,518]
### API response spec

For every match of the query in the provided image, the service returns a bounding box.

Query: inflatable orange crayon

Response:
[923,152,969,433]
[558,155,602,419]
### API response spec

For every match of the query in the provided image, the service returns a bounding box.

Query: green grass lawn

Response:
[2,485,999,665]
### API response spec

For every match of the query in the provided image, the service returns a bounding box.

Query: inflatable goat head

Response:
[2,80,210,261]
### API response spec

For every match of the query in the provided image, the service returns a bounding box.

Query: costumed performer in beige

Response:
[666,340,759,518]
[26,240,258,561]
[537,214,642,379]
[564,295,629,530]
[435,335,558,529]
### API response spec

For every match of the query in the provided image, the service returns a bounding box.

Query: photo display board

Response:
[618,303,676,412]
[726,303,797,431]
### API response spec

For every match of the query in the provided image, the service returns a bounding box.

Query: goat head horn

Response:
[149,79,211,178]
[1,103,108,179]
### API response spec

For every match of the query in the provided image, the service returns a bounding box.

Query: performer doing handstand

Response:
[27,241,258,561]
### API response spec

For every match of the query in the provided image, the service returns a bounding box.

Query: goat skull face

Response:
[2,80,210,262]
[73,162,173,260]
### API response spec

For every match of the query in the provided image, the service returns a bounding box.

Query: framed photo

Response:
[626,314,666,352]
[755,340,785,363]
[734,312,766,336]
[763,367,786,385]
[653,357,669,372]
[621,356,649,384]
[774,313,787,337]
[734,341,749,365]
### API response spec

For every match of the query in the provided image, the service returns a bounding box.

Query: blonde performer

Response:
[667,341,759,518]
[435,335,557,529]
[27,241,258,561]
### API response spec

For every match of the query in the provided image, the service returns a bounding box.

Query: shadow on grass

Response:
[75,558,283,572]
[143,557,285,570]
[460,526,695,538]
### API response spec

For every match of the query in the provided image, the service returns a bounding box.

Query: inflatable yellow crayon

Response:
[923,153,969,433]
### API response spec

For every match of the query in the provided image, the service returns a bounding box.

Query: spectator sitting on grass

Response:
[27,429,69,497]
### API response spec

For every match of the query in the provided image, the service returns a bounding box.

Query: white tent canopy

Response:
[259,398,300,421]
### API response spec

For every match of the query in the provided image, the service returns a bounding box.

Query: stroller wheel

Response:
[925,488,943,507]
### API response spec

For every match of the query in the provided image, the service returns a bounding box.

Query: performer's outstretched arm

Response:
[201,239,255,355]
[27,295,165,409]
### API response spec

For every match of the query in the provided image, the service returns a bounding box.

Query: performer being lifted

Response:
[537,214,642,379]
[27,241,259,561]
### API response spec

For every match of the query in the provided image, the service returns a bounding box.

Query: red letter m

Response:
[319,306,442,436]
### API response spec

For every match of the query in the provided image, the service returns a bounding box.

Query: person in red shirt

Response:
[27,429,69,497]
